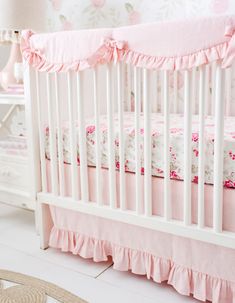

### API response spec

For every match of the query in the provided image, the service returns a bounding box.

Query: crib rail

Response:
[24,60,235,250]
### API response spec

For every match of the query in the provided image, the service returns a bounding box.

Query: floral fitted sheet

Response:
[45,113,235,188]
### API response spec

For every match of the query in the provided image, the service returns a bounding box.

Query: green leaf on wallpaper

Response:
[59,15,66,22]
[125,3,133,13]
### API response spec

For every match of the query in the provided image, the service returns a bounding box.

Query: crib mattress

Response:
[45,113,235,188]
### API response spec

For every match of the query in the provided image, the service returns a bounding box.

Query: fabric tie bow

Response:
[103,37,127,63]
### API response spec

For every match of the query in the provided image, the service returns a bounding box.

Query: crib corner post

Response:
[37,198,53,250]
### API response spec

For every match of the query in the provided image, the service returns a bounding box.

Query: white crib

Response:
[23,17,235,251]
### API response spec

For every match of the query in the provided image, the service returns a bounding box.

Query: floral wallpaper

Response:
[46,0,235,31]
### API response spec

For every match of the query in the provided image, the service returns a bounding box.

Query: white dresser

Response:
[0,92,36,210]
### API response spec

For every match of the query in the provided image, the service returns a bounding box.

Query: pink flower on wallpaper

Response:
[60,15,73,31]
[125,3,141,25]
[210,0,229,14]
[50,0,62,11]
[91,0,105,8]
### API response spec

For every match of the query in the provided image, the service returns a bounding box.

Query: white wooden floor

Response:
[0,202,201,303]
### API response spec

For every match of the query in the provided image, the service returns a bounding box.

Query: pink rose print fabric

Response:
[45,113,235,188]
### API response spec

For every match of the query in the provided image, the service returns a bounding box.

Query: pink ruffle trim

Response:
[50,227,235,303]
[21,30,231,72]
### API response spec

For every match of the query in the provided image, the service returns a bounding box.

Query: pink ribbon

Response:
[102,37,127,63]
[21,30,43,64]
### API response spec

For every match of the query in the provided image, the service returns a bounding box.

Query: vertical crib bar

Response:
[163,70,171,220]
[213,66,224,233]
[161,73,164,114]
[126,64,131,111]
[67,72,79,200]
[151,70,158,113]
[35,71,47,192]
[205,65,210,116]
[225,68,232,116]
[93,68,102,206]
[107,63,116,208]
[143,68,152,216]
[198,66,205,228]
[184,70,192,225]
[117,62,126,210]
[134,66,141,214]
[55,73,65,196]
[77,72,89,202]
[211,62,217,116]
[191,67,196,114]
[46,73,58,195]
[173,71,178,113]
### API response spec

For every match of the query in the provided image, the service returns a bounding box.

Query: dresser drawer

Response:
[0,157,29,192]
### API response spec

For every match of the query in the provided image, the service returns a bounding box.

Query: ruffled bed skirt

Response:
[50,226,235,303]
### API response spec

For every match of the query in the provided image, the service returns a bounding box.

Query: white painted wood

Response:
[213,66,224,233]
[205,65,210,115]
[37,200,53,249]
[191,67,196,114]
[35,70,47,192]
[183,70,192,225]
[225,68,232,116]
[198,66,205,228]
[143,68,152,217]
[46,73,58,196]
[54,73,65,197]
[107,64,116,208]
[151,70,158,113]
[134,66,141,214]
[67,72,79,200]
[117,62,126,210]
[93,68,102,206]
[77,72,89,202]
[173,71,178,114]
[211,62,217,116]
[163,70,171,220]
[126,64,131,111]
[38,193,235,250]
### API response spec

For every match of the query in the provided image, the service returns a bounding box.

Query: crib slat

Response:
[93,68,102,206]
[46,73,58,195]
[205,65,210,116]
[143,68,152,216]
[198,66,205,228]
[211,62,217,116]
[54,73,65,197]
[225,68,232,116]
[117,62,126,210]
[35,71,47,192]
[163,70,171,220]
[191,67,196,115]
[161,72,164,114]
[213,66,224,233]
[126,64,131,111]
[183,70,192,225]
[153,70,158,113]
[173,71,178,113]
[77,72,89,202]
[67,72,79,200]
[107,63,116,208]
[134,66,141,214]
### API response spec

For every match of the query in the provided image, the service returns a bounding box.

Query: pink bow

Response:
[21,30,43,64]
[102,37,127,63]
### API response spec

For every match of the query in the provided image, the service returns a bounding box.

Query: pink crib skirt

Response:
[46,162,235,303]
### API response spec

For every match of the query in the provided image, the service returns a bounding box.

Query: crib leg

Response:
[37,201,53,250]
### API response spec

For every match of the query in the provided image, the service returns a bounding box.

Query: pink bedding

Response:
[47,162,235,303]
[45,112,235,188]
[22,15,235,71]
